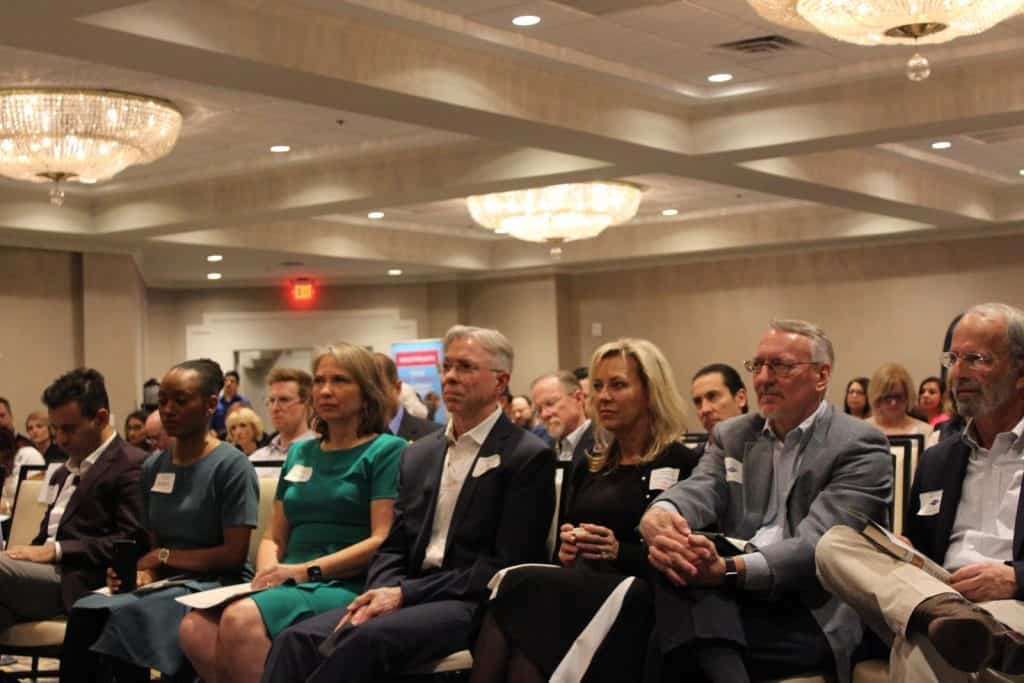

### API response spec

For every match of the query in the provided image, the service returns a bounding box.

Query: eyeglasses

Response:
[264,397,302,408]
[743,358,821,377]
[879,393,906,404]
[441,359,504,376]
[940,351,999,370]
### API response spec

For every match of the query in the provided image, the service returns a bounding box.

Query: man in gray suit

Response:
[639,319,891,683]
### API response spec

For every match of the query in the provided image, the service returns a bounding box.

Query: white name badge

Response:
[649,467,680,490]
[918,489,943,516]
[151,472,176,494]
[724,457,744,484]
[284,465,313,483]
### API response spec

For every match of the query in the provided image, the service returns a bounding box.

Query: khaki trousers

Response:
[815,525,1024,683]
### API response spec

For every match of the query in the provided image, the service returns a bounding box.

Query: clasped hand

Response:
[639,507,725,587]
[105,566,158,593]
[558,523,619,566]
[335,586,403,629]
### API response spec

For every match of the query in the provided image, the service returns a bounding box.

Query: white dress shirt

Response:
[421,406,503,570]
[944,416,1024,571]
[45,430,116,561]
[557,419,592,462]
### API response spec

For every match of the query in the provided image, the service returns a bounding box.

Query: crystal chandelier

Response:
[0,89,183,205]
[747,0,1024,80]
[466,182,642,244]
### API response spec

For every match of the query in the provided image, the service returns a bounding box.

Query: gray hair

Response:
[770,318,835,366]
[443,325,514,373]
[963,303,1024,363]
[530,370,582,395]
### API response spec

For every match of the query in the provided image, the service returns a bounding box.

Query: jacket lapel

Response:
[937,440,971,558]
[59,437,120,529]
[742,430,775,527]
[441,414,513,564]
[410,431,448,566]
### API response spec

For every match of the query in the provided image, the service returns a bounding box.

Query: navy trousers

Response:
[261,599,477,683]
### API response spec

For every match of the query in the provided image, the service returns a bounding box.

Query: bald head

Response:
[144,410,171,451]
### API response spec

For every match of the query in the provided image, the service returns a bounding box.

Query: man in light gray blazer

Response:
[640,319,891,683]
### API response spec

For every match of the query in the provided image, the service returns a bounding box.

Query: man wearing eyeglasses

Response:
[261,325,555,683]
[249,368,318,476]
[817,302,1024,681]
[639,319,891,683]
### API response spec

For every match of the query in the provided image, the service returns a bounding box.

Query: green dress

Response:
[251,433,404,637]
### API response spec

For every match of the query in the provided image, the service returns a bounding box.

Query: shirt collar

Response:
[67,430,117,476]
[762,399,827,442]
[445,405,503,447]
[962,415,1024,451]
[389,405,405,436]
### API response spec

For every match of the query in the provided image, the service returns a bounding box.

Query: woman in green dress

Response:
[179,342,405,683]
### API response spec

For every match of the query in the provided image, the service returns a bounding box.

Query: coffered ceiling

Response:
[1,0,1023,288]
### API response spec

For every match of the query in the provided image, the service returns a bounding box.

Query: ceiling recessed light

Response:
[931,140,952,150]
[387,269,403,276]
[206,254,223,263]
[512,15,541,26]
[79,178,97,184]
[269,145,291,153]
[367,211,384,219]
[661,208,679,216]
[707,73,734,83]
[206,272,222,281]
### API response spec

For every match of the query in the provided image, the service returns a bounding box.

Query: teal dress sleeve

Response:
[371,435,403,500]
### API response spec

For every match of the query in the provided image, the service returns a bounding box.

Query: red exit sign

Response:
[289,279,316,304]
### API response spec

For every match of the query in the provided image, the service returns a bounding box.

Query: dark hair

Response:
[125,409,149,431]
[224,370,240,382]
[573,366,589,381]
[0,426,15,479]
[0,397,10,414]
[373,352,400,386]
[843,377,871,417]
[692,363,749,414]
[41,368,110,418]
[172,359,225,398]
[513,394,532,407]
[919,375,945,397]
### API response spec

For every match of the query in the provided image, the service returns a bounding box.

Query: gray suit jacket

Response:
[654,404,891,683]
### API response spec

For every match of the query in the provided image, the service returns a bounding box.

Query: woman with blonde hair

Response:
[225,406,264,456]
[179,342,405,683]
[470,338,700,683]
[865,363,932,438]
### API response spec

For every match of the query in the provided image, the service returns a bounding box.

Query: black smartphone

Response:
[111,539,137,592]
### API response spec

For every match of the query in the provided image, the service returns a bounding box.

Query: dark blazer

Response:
[569,421,596,474]
[367,412,555,606]
[394,410,443,443]
[904,434,1024,598]
[31,435,147,610]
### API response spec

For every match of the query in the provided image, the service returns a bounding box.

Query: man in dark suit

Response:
[818,303,1024,681]
[0,368,145,629]
[373,352,443,443]
[262,326,555,683]
[641,319,891,683]
[531,370,593,472]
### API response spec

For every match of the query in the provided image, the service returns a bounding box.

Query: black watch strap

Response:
[722,557,740,590]
[307,565,323,582]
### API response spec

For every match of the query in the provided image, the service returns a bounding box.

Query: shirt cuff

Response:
[651,501,679,513]
[737,551,772,591]
[52,541,62,562]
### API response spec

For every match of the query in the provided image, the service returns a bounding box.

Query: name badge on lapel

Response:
[284,465,313,483]
[472,454,501,478]
[649,468,679,490]
[918,489,943,516]
[151,472,175,494]
[724,457,744,484]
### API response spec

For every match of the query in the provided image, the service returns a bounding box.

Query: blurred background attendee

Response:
[0,424,43,515]
[226,406,264,456]
[917,375,951,428]
[144,410,172,455]
[866,363,932,437]
[250,368,317,474]
[26,409,67,464]
[530,371,592,468]
[423,391,440,422]
[510,394,552,445]
[471,338,699,683]
[574,366,593,419]
[212,370,249,438]
[498,387,513,420]
[372,353,441,442]
[123,410,150,452]
[398,381,428,419]
[690,363,748,434]
[843,377,871,420]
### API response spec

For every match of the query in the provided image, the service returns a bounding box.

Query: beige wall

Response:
[564,235,1024,428]
[0,247,80,425]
